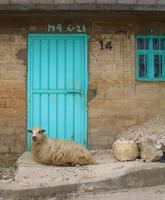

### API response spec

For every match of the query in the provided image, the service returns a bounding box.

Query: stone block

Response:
[88,118,106,129]
[14,131,27,144]
[76,0,95,3]
[54,0,73,3]
[0,43,26,62]
[135,84,156,99]
[113,53,124,62]
[108,71,132,81]
[0,89,26,100]
[89,61,115,71]
[114,115,138,127]
[104,86,129,99]
[5,81,26,89]
[12,45,27,63]
[96,0,116,3]
[137,0,157,5]
[0,71,26,81]
[89,124,122,139]
[6,99,26,109]
[158,0,165,5]
[88,87,98,102]
[89,71,105,80]
[0,81,6,89]
[104,71,112,80]
[0,0,9,4]
[0,132,26,153]
[123,63,133,72]
[0,98,6,108]
[0,116,26,127]
[89,41,100,51]
[0,143,10,153]
[88,107,109,119]
[0,62,26,72]
[32,0,53,4]
[118,0,136,4]
[89,53,99,62]
[89,135,111,149]
[0,108,26,118]
[10,0,32,4]
[0,126,16,135]
[0,45,12,61]
[0,34,15,42]
[15,35,26,43]
[11,144,26,153]
[88,81,105,100]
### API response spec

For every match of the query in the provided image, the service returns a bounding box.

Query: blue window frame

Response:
[136,36,165,81]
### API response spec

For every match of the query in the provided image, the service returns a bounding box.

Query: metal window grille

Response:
[136,36,165,81]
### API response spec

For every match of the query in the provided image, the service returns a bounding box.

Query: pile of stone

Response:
[113,116,165,162]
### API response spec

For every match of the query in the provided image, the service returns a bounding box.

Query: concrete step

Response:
[0,151,165,199]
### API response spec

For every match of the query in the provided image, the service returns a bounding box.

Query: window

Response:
[136,36,165,81]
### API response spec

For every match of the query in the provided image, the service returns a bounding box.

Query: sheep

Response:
[27,127,98,166]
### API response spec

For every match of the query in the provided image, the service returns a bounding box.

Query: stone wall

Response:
[0,28,27,153]
[88,20,165,148]
[1,13,165,152]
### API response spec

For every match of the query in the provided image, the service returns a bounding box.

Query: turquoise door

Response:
[27,34,89,150]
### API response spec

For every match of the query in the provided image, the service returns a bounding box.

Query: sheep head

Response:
[27,127,46,142]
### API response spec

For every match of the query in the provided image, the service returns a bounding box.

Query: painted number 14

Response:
[99,40,112,50]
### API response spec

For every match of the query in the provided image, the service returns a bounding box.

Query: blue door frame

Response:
[27,34,89,150]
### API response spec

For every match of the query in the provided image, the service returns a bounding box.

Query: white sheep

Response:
[27,127,98,166]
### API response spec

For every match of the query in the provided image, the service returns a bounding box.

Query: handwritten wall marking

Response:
[48,24,86,33]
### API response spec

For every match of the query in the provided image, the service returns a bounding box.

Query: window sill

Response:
[136,78,165,82]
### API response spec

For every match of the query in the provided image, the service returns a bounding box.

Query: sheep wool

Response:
[30,127,98,166]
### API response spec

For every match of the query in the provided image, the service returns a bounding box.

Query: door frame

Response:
[27,33,89,150]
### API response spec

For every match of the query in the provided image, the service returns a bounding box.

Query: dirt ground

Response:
[0,153,20,181]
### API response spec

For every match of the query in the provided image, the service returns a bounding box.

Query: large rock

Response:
[138,137,163,162]
[113,139,140,162]
[159,136,165,152]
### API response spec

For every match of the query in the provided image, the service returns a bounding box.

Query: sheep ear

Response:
[27,130,32,133]
[40,129,45,133]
